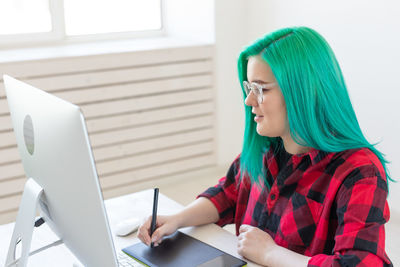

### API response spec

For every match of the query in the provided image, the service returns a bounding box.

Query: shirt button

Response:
[270,193,276,200]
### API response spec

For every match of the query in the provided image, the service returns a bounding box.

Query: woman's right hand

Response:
[137,214,180,247]
[137,197,219,247]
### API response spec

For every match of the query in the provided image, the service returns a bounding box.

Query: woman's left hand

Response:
[237,224,277,265]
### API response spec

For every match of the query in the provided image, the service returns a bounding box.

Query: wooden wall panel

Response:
[0,44,216,224]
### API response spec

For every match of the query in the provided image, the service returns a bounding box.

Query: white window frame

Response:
[0,0,165,49]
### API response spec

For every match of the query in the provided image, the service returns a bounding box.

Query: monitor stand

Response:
[5,178,44,267]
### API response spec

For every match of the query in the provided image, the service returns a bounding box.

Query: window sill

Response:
[0,36,214,64]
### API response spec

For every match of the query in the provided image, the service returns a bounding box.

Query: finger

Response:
[237,233,243,241]
[151,227,164,244]
[138,222,152,245]
[147,216,162,244]
[145,231,152,246]
[137,231,143,243]
[138,228,150,246]
[237,243,244,256]
[137,230,149,246]
[239,224,250,234]
[149,215,166,235]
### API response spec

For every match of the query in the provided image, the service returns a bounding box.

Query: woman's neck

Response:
[280,133,310,155]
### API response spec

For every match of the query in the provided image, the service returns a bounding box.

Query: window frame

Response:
[0,0,165,49]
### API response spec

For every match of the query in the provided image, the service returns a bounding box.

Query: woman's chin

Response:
[256,124,278,137]
[256,125,267,136]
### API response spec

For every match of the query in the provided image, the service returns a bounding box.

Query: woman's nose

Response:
[244,91,258,107]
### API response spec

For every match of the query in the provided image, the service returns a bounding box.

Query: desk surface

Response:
[0,189,260,267]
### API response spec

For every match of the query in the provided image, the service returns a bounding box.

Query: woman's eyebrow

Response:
[251,80,274,85]
[250,79,274,84]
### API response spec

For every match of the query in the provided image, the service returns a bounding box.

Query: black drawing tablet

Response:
[122,231,247,267]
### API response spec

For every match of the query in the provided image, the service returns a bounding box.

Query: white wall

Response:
[215,0,400,214]
[164,0,215,43]
[214,0,248,165]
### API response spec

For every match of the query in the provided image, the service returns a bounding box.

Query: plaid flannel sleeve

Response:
[308,164,393,267]
[197,155,241,226]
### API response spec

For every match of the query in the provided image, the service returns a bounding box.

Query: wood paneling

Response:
[0,45,216,224]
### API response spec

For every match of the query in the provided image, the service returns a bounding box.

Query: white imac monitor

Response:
[3,75,119,266]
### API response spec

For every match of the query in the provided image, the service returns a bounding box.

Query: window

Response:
[64,0,161,36]
[0,0,52,35]
[0,0,163,48]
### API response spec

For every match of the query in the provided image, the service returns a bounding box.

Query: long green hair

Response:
[238,26,393,188]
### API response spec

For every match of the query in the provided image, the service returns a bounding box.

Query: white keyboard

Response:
[117,251,144,267]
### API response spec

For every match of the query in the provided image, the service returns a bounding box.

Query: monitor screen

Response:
[4,75,118,267]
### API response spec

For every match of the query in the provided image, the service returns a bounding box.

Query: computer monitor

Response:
[3,75,119,266]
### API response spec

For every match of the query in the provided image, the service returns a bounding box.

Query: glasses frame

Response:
[243,81,270,104]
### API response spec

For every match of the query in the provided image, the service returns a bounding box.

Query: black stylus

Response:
[150,188,159,248]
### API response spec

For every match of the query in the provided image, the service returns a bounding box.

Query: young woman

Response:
[138,27,393,266]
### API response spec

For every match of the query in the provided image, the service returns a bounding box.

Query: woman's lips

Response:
[254,115,264,122]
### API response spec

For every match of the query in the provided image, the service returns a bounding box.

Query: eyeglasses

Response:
[243,81,274,104]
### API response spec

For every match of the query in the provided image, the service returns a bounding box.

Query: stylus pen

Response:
[150,187,159,248]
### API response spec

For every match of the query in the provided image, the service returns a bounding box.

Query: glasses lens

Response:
[243,81,250,95]
[252,83,262,104]
[243,81,263,104]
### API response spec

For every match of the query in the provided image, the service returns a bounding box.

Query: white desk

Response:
[0,190,260,267]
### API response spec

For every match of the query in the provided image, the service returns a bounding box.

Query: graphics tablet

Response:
[122,231,247,267]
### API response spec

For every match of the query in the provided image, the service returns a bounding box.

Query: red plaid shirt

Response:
[198,142,392,266]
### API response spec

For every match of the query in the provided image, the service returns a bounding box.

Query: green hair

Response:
[237,26,393,189]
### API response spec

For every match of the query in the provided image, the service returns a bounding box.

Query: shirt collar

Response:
[277,144,330,169]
